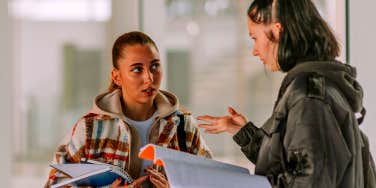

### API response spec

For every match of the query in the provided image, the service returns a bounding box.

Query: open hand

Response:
[197,107,247,135]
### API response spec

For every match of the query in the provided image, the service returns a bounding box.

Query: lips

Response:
[142,87,156,96]
[142,87,155,92]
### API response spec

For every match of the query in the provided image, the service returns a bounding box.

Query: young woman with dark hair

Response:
[198,0,376,187]
[46,31,212,188]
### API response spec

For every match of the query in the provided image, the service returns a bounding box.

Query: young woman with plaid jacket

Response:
[46,31,211,188]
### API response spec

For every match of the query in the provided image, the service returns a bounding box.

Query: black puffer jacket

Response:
[233,61,376,188]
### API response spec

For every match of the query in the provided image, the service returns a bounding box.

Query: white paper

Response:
[139,144,271,188]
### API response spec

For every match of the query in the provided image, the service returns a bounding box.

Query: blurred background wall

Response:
[350,0,376,158]
[0,0,12,187]
[0,0,375,187]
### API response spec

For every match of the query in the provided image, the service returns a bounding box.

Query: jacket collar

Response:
[90,89,179,121]
[281,60,355,92]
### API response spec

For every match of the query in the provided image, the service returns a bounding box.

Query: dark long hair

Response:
[248,0,340,72]
[108,31,159,92]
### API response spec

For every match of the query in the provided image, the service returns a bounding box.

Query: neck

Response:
[121,97,156,121]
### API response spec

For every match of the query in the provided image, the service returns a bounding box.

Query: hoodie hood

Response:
[90,89,179,120]
[282,61,364,112]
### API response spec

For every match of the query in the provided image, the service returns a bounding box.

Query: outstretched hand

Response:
[197,107,247,135]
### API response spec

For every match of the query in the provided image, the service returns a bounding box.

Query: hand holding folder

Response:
[138,144,271,188]
[49,160,133,188]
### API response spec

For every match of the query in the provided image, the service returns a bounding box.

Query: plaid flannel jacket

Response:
[46,90,211,187]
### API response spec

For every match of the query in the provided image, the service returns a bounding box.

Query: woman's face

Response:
[248,18,281,72]
[112,44,162,106]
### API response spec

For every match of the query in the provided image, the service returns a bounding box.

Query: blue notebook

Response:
[50,160,133,188]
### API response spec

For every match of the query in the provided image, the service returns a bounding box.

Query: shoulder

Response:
[177,106,191,115]
[71,113,117,136]
[174,109,198,133]
[292,72,325,97]
[284,73,351,120]
[176,107,192,121]
[274,72,342,121]
[281,72,327,110]
[289,72,351,112]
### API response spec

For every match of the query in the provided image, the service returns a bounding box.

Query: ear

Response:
[272,22,282,40]
[111,69,122,86]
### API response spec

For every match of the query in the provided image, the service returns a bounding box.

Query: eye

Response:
[131,67,143,73]
[150,63,160,71]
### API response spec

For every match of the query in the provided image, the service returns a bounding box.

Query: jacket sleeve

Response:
[45,118,89,188]
[233,121,265,164]
[184,115,213,158]
[271,98,352,188]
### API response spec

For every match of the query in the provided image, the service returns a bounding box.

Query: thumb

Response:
[227,107,239,116]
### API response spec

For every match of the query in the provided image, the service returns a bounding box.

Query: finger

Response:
[110,177,122,188]
[147,168,166,180]
[149,177,162,187]
[146,168,165,180]
[149,175,166,188]
[129,176,148,187]
[196,115,218,123]
[199,125,219,133]
[150,173,167,184]
[197,124,214,128]
[206,128,224,134]
[228,107,239,116]
[202,125,218,131]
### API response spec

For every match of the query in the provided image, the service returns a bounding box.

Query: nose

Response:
[252,48,259,57]
[144,70,154,84]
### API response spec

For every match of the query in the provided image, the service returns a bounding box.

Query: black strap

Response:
[177,114,187,152]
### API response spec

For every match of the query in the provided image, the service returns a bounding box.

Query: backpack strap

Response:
[177,113,187,152]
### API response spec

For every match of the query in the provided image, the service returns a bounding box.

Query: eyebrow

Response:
[129,59,160,67]
[151,59,160,64]
[129,63,143,67]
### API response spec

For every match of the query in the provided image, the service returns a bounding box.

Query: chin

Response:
[138,96,156,104]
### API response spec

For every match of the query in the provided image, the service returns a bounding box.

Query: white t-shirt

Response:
[125,112,158,176]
